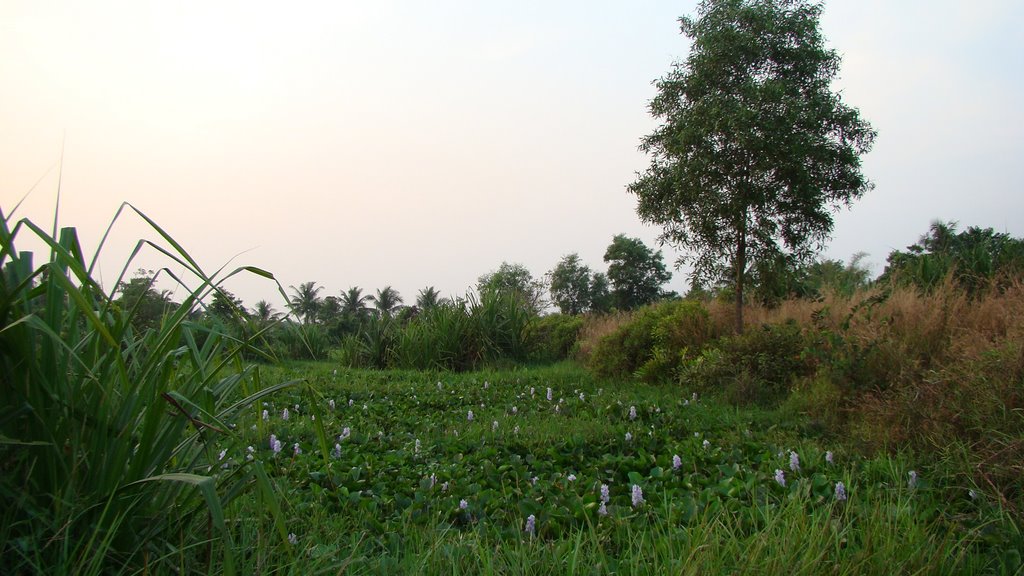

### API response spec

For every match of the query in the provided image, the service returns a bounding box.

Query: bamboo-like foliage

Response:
[0,204,296,574]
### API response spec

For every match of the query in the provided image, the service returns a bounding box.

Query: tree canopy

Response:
[629,0,875,332]
[880,221,1024,293]
[548,253,595,315]
[477,262,547,316]
[604,235,672,310]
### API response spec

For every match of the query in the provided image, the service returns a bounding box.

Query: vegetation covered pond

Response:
[227,362,1020,574]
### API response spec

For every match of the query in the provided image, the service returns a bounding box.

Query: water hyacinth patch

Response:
[629,405,637,421]
[826,451,834,465]
[908,470,918,489]
[790,451,801,472]
[625,432,632,442]
[188,361,1009,575]
[467,410,474,422]
[262,409,269,421]
[547,387,553,401]
[282,408,290,421]
[332,443,342,458]
[293,443,301,455]
[525,514,536,537]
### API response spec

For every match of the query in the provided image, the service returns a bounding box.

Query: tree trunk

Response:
[735,213,746,335]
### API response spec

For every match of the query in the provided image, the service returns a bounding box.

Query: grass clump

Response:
[0,206,295,574]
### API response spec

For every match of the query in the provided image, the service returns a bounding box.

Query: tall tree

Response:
[369,286,404,317]
[477,262,547,315]
[288,281,323,324]
[589,272,613,313]
[252,300,282,325]
[416,286,445,311]
[340,286,372,320]
[603,235,672,310]
[548,253,594,315]
[114,269,176,333]
[207,288,247,321]
[628,0,876,333]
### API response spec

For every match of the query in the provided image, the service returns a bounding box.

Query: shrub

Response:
[0,207,291,574]
[587,300,714,382]
[526,313,584,363]
[682,320,813,406]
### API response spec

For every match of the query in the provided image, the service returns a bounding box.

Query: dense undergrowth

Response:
[576,282,1024,523]
[3,208,1022,574]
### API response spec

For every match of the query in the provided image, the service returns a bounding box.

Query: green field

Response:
[215,361,1020,574]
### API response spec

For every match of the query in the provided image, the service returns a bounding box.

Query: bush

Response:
[526,314,584,363]
[0,209,290,573]
[587,300,714,382]
[682,320,813,406]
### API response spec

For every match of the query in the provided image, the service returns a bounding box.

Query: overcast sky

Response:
[2,0,1022,312]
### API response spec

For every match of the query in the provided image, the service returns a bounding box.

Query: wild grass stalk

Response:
[0,204,297,574]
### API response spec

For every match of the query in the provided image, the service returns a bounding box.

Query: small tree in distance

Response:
[604,235,672,310]
[629,0,876,333]
[478,262,547,316]
[548,253,594,315]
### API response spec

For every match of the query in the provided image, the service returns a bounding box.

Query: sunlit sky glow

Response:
[2,1,1022,312]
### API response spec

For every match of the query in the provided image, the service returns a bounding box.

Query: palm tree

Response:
[340,286,372,320]
[288,281,323,324]
[369,286,403,317]
[416,286,445,311]
[253,300,281,323]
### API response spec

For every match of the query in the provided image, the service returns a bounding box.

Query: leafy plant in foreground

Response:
[0,205,296,574]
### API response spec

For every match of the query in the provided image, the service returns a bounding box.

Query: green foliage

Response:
[0,207,293,574]
[394,301,477,370]
[270,321,332,361]
[370,285,404,317]
[525,313,585,363]
[113,268,178,333]
[682,320,813,406]
[880,221,1024,293]
[478,261,547,316]
[588,300,713,382]
[603,234,672,310]
[415,285,445,311]
[333,290,533,371]
[288,280,323,324]
[548,253,595,315]
[240,362,1019,573]
[629,0,875,331]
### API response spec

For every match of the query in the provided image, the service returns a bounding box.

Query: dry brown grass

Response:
[575,311,634,363]
[572,281,1024,513]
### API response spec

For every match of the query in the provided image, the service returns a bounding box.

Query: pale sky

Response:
[2,1,1022,313]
